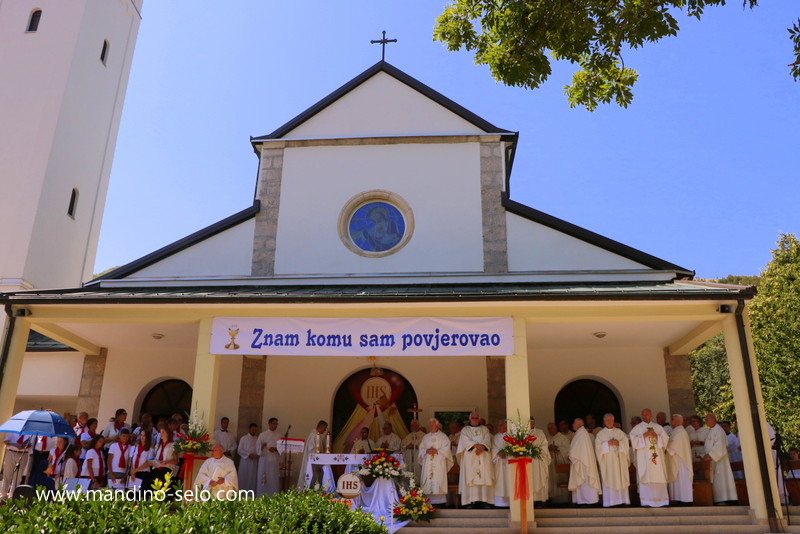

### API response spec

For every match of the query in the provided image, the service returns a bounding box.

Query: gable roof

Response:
[251,61,515,143]
[502,193,693,276]
[87,201,260,284]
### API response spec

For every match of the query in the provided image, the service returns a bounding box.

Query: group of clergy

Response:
[563,409,739,507]
[412,408,739,509]
[212,416,282,498]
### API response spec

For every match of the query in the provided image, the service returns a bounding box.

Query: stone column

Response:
[506,316,533,527]
[237,355,267,438]
[76,348,108,418]
[252,144,285,276]
[480,140,508,273]
[722,310,781,524]
[191,318,219,431]
[662,348,696,418]
[486,356,506,426]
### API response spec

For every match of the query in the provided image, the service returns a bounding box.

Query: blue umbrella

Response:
[0,410,75,438]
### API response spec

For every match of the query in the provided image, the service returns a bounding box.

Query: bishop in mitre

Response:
[195,444,239,499]
[568,418,601,505]
[530,417,551,504]
[665,414,693,505]
[595,413,630,507]
[629,408,670,507]
[491,420,510,508]
[703,413,738,504]
[547,422,571,504]
[457,412,494,508]
[418,418,453,505]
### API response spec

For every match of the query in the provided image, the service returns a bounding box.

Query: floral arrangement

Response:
[358,451,402,479]
[173,410,211,455]
[499,413,543,459]
[393,487,435,522]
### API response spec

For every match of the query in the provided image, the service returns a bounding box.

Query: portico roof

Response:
[0,280,754,306]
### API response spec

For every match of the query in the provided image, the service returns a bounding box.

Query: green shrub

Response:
[0,490,387,534]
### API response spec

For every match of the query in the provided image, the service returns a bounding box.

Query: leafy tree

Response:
[689,333,734,420]
[749,233,800,449]
[433,1,800,111]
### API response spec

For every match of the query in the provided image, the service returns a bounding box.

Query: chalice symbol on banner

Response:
[225,325,240,350]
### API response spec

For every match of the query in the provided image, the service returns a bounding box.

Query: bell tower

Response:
[0,0,143,291]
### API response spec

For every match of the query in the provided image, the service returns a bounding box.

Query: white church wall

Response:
[506,213,648,272]
[98,347,196,422]
[133,220,256,279]
[262,355,488,442]
[283,72,486,140]
[215,354,243,429]
[528,346,671,425]
[17,352,85,397]
[274,143,484,275]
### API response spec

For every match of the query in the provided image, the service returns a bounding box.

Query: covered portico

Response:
[0,278,782,529]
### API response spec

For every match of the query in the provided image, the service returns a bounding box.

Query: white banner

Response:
[210,317,513,356]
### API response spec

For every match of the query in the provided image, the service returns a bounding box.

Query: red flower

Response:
[176,433,185,440]
[502,435,514,444]
[410,490,418,497]
[394,461,400,467]
[202,434,209,441]
[380,451,387,457]
[387,456,395,462]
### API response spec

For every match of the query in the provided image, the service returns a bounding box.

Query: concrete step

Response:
[405,517,507,528]
[532,527,764,534]
[429,509,508,518]
[535,505,751,518]
[536,515,751,528]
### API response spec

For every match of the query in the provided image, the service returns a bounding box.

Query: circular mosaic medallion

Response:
[338,191,414,257]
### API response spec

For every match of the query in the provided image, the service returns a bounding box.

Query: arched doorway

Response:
[331,367,417,453]
[140,379,192,423]
[554,379,621,429]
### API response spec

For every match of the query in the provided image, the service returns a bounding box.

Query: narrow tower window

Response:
[100,40,109,65]
[67,188,79,219]
[27,9,42,32]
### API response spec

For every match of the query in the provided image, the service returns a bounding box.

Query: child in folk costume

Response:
[80,435,106,488]
[107,428,132,489]
[128,429,154,488]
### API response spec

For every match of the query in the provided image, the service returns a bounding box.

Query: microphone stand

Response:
[282,426,291,492]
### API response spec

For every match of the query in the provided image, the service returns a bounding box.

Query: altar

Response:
[302,453,410,533]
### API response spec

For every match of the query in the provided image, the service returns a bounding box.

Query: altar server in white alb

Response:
[529,418,551,504]
[378,422,402,451]
[629,408,670,507]
[568,418,601,505]
[665,414,693,505]
[195,443,239,499]
[703,413,738,504]
[238,423,259,493]
[256,418,281,497]
[212,417,238,458]
[350,427,376,454]
[594,413,630,507]
[491,420,510,508]
[418,418,454,505]
[457,412,494,507]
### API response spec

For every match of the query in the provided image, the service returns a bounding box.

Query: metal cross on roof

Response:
[370,30,397,61]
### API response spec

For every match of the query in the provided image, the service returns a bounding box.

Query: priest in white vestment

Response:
[629,408,670,507]
[529,418,551,504]
[378,422,402,451]
[297,421,328,489]
[237,423,259,493]
[350,427,376,454]
[547,422,571,504]
[491,420,510,508]
[665,414,693,505]
[568,419,601,505]
[195,444,239,499]
[418,418,454,505]
[688,415,709,462]
[457,412,494,507]
[256,418,281,497]
[595,413,630,507]
[703,413,738,504]
[402,419,426,484]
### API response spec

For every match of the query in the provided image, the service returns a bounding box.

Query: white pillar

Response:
[0,315,30,467]
[191,318,219,431]
[722,310,781,523]
[505,316,533,527]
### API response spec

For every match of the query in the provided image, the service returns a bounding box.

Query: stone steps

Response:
[400,505,763,533]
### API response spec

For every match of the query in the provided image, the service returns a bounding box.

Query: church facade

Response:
[0,60,781,525]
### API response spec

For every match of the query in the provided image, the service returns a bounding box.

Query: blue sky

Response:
[96,1,799,279]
